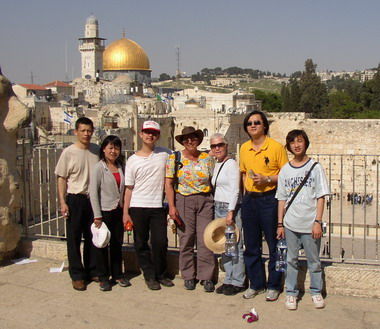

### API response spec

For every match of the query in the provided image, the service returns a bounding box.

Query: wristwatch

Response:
[267,176,271,183]
[314,220,322,225]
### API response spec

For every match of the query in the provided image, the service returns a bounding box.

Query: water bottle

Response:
[275,238,287,272]
[225,224,237,257]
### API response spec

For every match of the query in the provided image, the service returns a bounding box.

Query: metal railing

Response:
[18,143,379,263]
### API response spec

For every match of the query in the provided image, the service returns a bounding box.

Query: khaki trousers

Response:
[175,193,215,281]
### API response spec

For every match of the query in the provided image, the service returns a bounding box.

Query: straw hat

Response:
[203,218,240,254]
[175,126,204,145]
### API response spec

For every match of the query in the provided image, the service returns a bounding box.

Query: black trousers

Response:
[95,206,124,282]
[129,207,168,280]
[66,194,97,281]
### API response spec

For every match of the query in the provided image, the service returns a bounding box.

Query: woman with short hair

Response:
[210,133,246,296]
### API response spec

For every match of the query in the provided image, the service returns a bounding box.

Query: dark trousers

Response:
[241,192,282,290]
[95,206,124,282]
[129,207,168,280]
[66,194,97,281]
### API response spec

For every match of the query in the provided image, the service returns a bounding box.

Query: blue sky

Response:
[1,0,379,84]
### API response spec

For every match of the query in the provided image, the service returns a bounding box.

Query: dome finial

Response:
[122,28,126,38]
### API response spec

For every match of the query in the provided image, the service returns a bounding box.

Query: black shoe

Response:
[99,281,112,291]
[184,279,196,290]
[224,285,245,296]
[145,279,161,290]
[215,284,230,294]
[159,278,175,287]
[203,280,215,293]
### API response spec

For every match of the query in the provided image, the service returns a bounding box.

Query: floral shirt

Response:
[166,151,214,196]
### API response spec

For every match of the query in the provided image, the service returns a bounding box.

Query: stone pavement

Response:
[0,258,379,329]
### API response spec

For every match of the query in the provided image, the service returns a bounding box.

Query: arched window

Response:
[203,128,208,137]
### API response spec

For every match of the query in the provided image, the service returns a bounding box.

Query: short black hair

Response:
[99,135,125,166]
[285,129,310,153]
[75,117,94,130]
[243,110,269,136]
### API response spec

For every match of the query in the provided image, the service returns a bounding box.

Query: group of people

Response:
[347,192,373,205]
[55,110,329,311]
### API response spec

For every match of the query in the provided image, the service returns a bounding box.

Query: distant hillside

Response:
[153,78,283,94]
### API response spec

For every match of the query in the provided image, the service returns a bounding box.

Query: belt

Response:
[67,193,90,199]
[247,190,276,198]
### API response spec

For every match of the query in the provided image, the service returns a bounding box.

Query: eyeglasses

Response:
[210,142,226,149]
[246,120,262,126]
[182,136,198,143]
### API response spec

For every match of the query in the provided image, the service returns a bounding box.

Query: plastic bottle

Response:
[275,238,287,272]
[125,221,133,236]
[225,224,237,257]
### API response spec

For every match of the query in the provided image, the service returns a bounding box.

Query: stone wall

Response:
[0,73,30,263]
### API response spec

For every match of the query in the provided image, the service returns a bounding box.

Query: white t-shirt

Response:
[211,158,240,211]
[54,143,100,194]
[276,158,330,233]
[125,146,171,208]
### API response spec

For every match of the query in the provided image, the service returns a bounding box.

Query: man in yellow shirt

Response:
[239,111,288,301]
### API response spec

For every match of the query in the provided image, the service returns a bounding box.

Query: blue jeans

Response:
[285,227,322,296]
[241,192,281,290]
[214,201,245,287]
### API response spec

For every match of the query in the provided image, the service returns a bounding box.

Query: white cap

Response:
[142,120,160,132]
[91,222,111,248]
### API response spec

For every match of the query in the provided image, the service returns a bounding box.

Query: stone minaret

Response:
[79,15,106,79]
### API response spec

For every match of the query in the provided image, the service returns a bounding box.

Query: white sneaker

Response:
[243,288,266,299]
[311,294,325,309]
[285,295,297,310]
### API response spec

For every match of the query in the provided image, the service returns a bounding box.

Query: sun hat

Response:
[91,222,111,248]
[142,120,160,132]
[203,218,240,254]
[175,126,204,145]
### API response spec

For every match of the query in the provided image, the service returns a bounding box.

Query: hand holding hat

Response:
[91,222,111,248]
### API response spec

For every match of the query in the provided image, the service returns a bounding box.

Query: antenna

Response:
[65,42,69,81]
[30,71,36,84]
[175,43,181,81]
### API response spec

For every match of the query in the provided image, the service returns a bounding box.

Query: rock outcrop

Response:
[0,70,30,262]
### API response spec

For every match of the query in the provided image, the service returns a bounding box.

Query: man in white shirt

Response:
[123,121,174,290]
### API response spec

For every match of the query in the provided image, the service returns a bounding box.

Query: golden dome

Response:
[103,37,151,71]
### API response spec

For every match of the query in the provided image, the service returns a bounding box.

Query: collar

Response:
[249,136,269,152]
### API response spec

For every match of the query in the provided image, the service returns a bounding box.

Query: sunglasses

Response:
[210,142,226,149]
[246,120,262,126]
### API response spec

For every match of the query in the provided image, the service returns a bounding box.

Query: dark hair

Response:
[243,110,269,136]
[75,117,94,130]
[285,129,310,153]
[99,135,125,166]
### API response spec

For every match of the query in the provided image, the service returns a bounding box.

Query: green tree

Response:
[370,65,380,111]
[299,59,328,117]
[326,91,362,118]
[158,73,171,81]
[253,89,282,112]
[290,79,301,111]
[281,84,292,112]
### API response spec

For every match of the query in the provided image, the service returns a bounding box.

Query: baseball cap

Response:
[142,120,160,132]
[91,222,111,248]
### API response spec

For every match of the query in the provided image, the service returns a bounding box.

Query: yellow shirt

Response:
[240,136,288,193]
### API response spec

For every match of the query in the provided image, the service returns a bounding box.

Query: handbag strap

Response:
[284,162,318,214]
[173,151,183,191]
[213,158,230,189]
